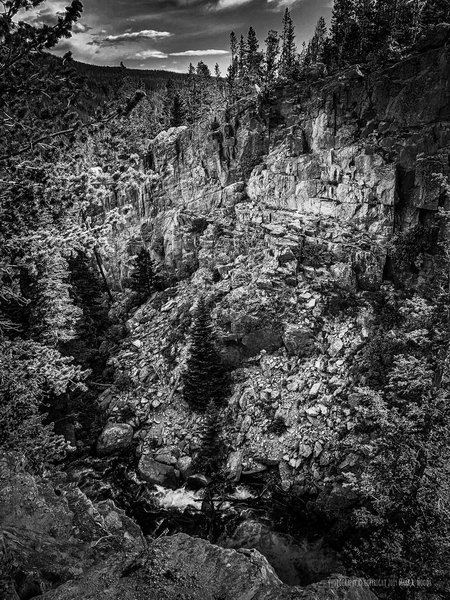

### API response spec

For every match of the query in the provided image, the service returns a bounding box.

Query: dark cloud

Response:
[42,0,332,71]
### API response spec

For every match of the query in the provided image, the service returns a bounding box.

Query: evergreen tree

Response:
[130,248,159,302]
[196,60,211,78]
[0,0,83,161]
[264,29,280,84]
[182,296,227,413]
[394,0,420,47]
[246,27,262,79]
[238,34,247,77]
[353,0,375,58]
[69,251,109,347]
[330,0,358,67]
[196,401,225,476]
[186,63,200,123]
[230,31,238,59]
[372,0,397,56]
[279,7,297,79]
[214,63,221,79]
[305,16,328,65]
[227,32,239,96]
[170,93,185,127]
[29,247,82,347]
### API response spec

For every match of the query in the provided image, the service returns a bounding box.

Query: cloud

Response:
[169,49,229,56]
[73,22,92,33]
[216,0,253,10]
[103,29,172,43]
[267,0,304,7]
[135,50,169,59]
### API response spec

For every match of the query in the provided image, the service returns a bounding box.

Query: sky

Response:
[23,0,333,73]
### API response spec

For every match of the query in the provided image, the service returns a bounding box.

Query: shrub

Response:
[267,415,288,436]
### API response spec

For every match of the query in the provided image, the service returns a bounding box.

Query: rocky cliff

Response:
[99,31,450,486]
[2,452,378,600]
[83,29,450,598]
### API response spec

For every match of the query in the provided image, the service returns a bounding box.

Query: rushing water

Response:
[68,454,341,586]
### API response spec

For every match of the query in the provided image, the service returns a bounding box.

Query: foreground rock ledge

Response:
[39,533,377,600]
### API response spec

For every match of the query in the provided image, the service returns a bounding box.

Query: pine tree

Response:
[214,63,221,79]
[0,0,84,161]
[29,247,82,347]
[279,8,297,79]
[196,60,211,78]
[170,93,185,127]
[372,0,397,56]
[305,16,328,65]
[394,0,420,47]
[69,251,108,341]
[238,34,247,77]
[264,29,280,84]
[187,63,200,123]
[330,0,358,67]
[246,27,262,80]
[130,248,159,302]
[196,401,224,475]
[227,32,239,96]
[164,78,176,128]
[182,297,227,413]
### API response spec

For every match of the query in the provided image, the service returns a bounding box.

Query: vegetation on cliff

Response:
[1,0,450,599]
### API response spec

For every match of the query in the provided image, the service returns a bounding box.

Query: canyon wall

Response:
[99,32,450,498]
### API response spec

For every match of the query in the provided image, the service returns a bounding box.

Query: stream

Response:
[66,453,343,586]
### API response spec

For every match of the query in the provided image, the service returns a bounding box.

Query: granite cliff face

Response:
[113,32,450,290]
[99,34,450,490]
[72,31,450,599]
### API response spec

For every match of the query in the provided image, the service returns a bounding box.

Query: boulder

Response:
[0,452,143,599]
[226,449,244,482]
[242,327,283,356]
[40,533,377,600]
[221,520,342,586]
[186,473,211,489]
[96,423,134,456]
[415,23,450,52]
[283,325,315,357]
[177,455,195,480]
[138,454,178,488]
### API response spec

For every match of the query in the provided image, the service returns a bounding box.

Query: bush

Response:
[267,415,288,436]
[190,217,209,235]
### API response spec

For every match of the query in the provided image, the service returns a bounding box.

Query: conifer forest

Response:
[1,1,450,598]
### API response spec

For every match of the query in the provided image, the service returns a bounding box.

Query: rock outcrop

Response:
[39,533,377,600]
[96,423,134,456]
[97,36,450,500]
[0,453,144,598]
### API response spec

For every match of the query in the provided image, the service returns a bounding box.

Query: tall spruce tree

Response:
[130,248,159,302]
[305,16,328,65]
[330,0,358,67]
[170,93,185,127]
[182,297,227,413]
[280,8,297,79]
[196,401,224,475]
[227,32,239,96]
[265,29,280,84]
[68,251,109,362]
[246,27,262,80]
[238,34,247,77]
